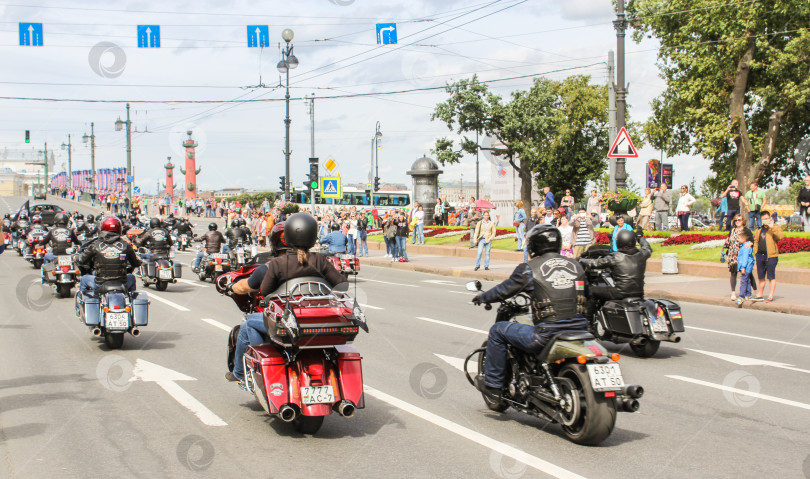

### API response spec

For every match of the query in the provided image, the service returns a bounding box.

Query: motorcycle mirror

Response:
[465,280,482,292]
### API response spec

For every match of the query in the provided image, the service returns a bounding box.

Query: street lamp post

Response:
[277,28,299,201]
[114,103,133,200]
[374,122,382,206]
[61,134,72,190]
[82,123,96,199]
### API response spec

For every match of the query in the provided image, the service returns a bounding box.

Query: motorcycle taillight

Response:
[216,258,222,264]
[61,266,70,273]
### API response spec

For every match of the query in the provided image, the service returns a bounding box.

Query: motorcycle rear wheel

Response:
[630,340,660,358]
[477,341,509,412]
[294,415,324,434]
[155,281,168,291]
[104,332,125,350]
[33,259,43,269]
[57,284,72,299]
[558,364,616,446]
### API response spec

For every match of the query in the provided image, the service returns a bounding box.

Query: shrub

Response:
[777,237,810,253]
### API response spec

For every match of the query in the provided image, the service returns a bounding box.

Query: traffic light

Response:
[25,130,30,143]
[279,175,286,191]
[308,158,319,190]
[373,177,380,191]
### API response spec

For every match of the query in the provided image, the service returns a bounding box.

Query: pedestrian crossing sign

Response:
[320,177,342,199]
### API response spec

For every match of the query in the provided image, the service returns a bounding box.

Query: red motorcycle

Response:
[217,265,367,434]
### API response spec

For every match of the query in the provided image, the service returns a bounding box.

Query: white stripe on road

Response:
[176,278,209,288]
[360,303,384,310]
[666,375,810,411]
[686,326,810,349]
[147,292,191,312]
[364,385,586,479]
[200,317,232,332]
[449,290,477,296]
[416,317,488,335]
[361,278,418,287]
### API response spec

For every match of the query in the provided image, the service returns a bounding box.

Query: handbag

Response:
[513,221,520,227]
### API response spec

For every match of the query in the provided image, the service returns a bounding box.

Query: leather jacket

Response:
[26,226,49,245]
[173,222,194,236]
[478,252,587,325]
[77,231,141,284]
[194,230,227,254]
[579,237,652,298]
[42,226,82,255]
[136,227,173,254]
[225,227,250,248]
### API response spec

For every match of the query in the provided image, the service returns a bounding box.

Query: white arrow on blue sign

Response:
[133,186,141,194]
[137,25,160,48]
[247,25,269,48]
[376,23,397,45]
[19,23,43,46]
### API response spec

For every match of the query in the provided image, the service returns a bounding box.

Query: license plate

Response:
[106,312,129,330]
[215,265,222,271]
[212,253,227,259]
[650,315,670,333]
[158,269,173,279]
[586,363,624,391]
[341,254,354,260]
[57,256,72,266]
[300,385,334,405]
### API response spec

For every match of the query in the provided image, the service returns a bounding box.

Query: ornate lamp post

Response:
[277,28,299,201]
[82,123,96,199]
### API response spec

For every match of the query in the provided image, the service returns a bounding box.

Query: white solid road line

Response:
[147,292,191,312]
[176,278,209,288]
[666,375,810,411]
[416,317,488,335]
[361,278,418,287]
[200,317,232,332]
[687,326,810,349]
[364,385,586,479]
[360,303,384,310]
[434,353,469,373]
[449,290,477,296]
[687,349,810,375]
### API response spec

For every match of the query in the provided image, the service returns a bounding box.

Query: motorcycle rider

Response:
[162,213,178,231]
[224,213,347,383]
[2,213,11,234]
[471,224,589,398]
[318,222,348,255]
[192,222,228,272]
[41,212,82,266]
[577,226,652,300]
[76,216,141,296]
[83,214,99,240]
[173,217,195,238]
[135,217,174,263]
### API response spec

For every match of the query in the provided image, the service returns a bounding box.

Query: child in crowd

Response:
[736,230,755,306]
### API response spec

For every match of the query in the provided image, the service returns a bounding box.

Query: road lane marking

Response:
[686,326,810,349]
[131,359,227,426]
[147,292,191,312]
[360,303,384,310]
[449,290,477,296]
[666,375,810,411]
[363,385,586,479]
[686,349,810,375]
[421,279,461,286]
[434,353,471,373]
[200,317,232,332]
[176,278,209,288]
[361,278,418,287]
[416,317,488,335]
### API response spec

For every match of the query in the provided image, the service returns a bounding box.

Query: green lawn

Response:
[649,242,810,268]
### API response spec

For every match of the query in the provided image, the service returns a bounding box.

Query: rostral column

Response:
[179,130,201,200]
[163,157,176,197]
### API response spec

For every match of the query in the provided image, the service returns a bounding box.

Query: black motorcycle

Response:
[136,247,181,291]
[579,248,684,357]
[464,280,643,446]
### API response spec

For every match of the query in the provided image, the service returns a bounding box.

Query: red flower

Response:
[776,237,810,253]
[662,234,727,246]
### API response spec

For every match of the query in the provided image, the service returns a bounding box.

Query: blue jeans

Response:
[384,236,393,256]
[43,252,56,264]
[193,251,205,269]
[416,224,424,244]
[79,274,136,297]
[739,271,752,298]
[748,211,761,229]
[483,318,588,388]
[679,213,690,231]
[523,243,529,263]
[516,223,526,250]
[232,313,266,381]
[347,234,356,255]
[469,228,476,247]
[476,239,491,268]
[358,230,368,256]
[395,236,408,260]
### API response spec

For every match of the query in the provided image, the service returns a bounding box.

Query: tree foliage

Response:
[629,0,810,189]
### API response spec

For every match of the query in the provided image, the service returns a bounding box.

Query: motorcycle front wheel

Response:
[557,364,616,446]
[294,415,324,434]
[477,341,509,412]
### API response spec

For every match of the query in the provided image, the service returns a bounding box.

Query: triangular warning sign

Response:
[607,127,639,158]
[323,181,337,194]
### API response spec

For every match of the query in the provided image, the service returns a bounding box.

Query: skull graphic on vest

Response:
[100,241,126,259]
[539,258,578,290]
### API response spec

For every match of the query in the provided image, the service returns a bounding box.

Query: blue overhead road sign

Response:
[376,23,397,45]
[247,25,269,47]
[137,25,160,48]
[19,23,43,46]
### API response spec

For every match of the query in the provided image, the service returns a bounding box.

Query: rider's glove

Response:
[472,294,483,306]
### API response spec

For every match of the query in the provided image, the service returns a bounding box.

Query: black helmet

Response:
[3,213,10,219]
[284,213,317,250]
[330,222,340,231]
[149,218,161,229]
[616,229,637,250]
[168,213,174,218]
[208,222,218,231]
[238,218,247,227]
[230,220,238,228]
[54,212,69,226]
[526,225,562,258]
[76,213,84,220]
[87,214,95,223]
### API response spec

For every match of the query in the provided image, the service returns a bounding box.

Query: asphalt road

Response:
[2,196,810,479]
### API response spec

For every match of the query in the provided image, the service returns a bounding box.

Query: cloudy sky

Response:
[1,0,708,196]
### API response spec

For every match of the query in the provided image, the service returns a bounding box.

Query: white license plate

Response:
[341,254,354,260]
[57,256,72,266]
[650,315,670,333]
[106,312,130,329]
[212,253,227,259]
[587,363,624,391]
[158,269,173,279]
[300,385,334,405]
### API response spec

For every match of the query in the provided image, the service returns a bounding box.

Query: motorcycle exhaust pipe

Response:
[630,337,648,347]
[669,334,681,343]
[622,385,645,399]
[131,328,141,337]
[279,405,298,422]
[91,328,102,337]
[334,400,356,418]
[622,398,640,412]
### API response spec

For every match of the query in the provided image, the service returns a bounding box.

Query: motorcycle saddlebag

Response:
[600,299,646,336]
[245,344,287,414]
[132,291,148,326]
[653,299,684,332]
[146,262,156,278]
[173,262,182,279]
[336,344,365,408]
[83,297,101,326]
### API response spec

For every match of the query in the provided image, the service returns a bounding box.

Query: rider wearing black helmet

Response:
[225,213,348,383]
[136,217,174,262]
[192,222,227,272]
[471,224,589,398]
[41,212,83,266]
[578,226,651,300]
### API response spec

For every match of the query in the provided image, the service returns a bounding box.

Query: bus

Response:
[292,187,411,215]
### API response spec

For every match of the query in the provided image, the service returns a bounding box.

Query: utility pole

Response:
[613,0,629,189]
[28,143,49,197]
[607,51,617,192]
[475,131,480,198]
[305,93,315,158]
[89,123,95,197]
[114,105,133,200]
[61,134,72,189]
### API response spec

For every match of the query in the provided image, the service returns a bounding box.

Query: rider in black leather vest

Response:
[579,227,651,300]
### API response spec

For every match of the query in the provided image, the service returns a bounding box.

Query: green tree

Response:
[629,0,810,189]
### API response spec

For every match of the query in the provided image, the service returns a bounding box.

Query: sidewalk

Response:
[361,241,810,317]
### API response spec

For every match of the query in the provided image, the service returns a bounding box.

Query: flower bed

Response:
[662,234,727,246]
[596,228,671,238]
[777,237,810,253]
[462,228,517,241]
[691,239,727,250]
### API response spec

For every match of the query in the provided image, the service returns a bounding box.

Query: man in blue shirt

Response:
[543,187,555,210]
[319,223,348,255]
